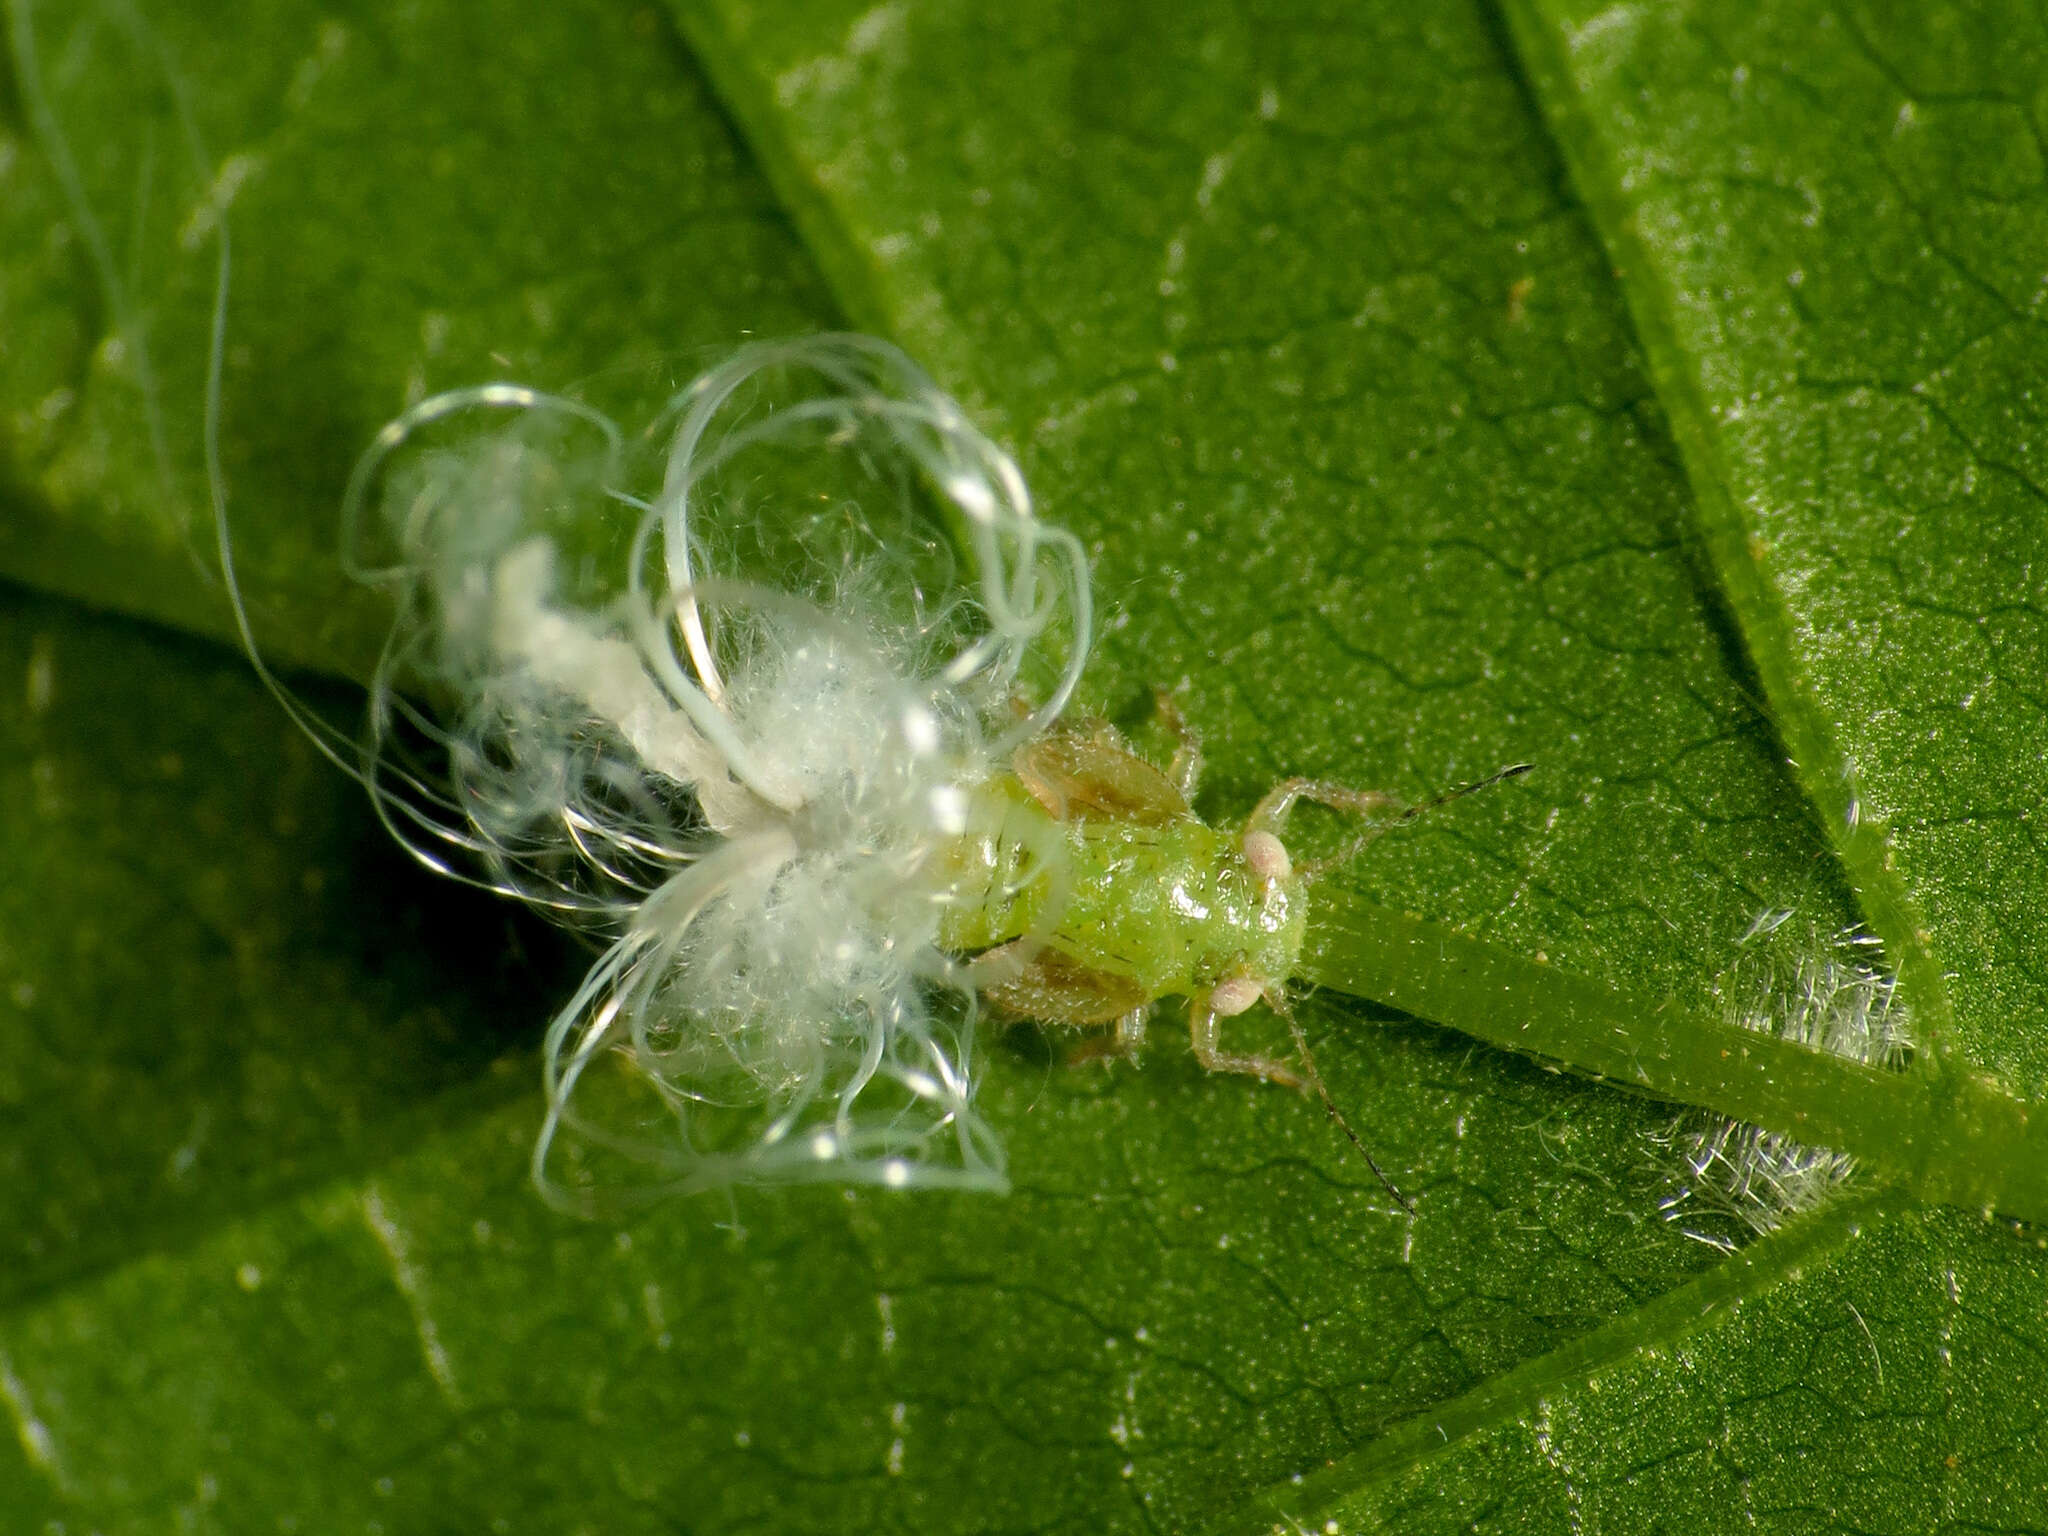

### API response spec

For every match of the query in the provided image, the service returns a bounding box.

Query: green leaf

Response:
[1499,0,2048,1097]
[1,0,2044,1532]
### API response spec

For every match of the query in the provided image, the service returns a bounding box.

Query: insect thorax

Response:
[935,773,1308,1004]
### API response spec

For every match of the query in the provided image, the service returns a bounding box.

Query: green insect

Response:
[940,694,1529,1207]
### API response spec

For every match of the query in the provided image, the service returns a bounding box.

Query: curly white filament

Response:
[25,0,1089,1215]
[328,335,1091,1211]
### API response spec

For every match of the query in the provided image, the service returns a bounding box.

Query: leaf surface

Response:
[1504,0,2048,1096]
[0,0,2043,1530]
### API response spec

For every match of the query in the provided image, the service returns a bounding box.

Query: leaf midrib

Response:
[1493,0,1963,1074]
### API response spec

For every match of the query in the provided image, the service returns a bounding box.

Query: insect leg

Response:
[1151,686,1203,800]
[1188,988,1305,1090]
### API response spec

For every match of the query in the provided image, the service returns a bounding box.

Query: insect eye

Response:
[1241,829,1291,883]
[1210,975,1264,1017]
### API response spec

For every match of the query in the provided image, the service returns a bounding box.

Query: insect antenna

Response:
[1398,760,1534,818]
[1267,992,1416,1214]
[1301,761,1533,881]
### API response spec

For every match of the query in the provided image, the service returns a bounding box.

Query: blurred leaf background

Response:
[1,0,2044,1530]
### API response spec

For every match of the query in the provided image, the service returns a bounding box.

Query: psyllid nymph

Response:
[260,334,1519,1211]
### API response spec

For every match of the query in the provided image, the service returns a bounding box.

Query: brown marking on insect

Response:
[1012,720,1192,825]
[975,940,1151,1027]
